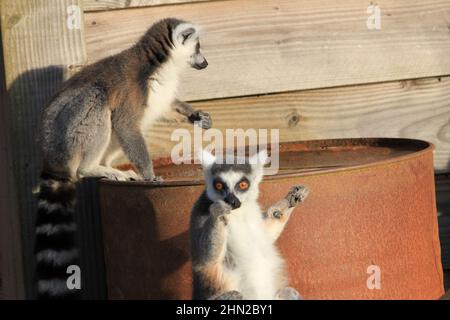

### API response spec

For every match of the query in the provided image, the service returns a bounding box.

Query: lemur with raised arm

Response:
[190,150,309,300]
[35,18,211,299]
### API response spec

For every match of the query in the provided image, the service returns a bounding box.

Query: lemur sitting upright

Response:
[35,18,210,299]
[190,149,309,300]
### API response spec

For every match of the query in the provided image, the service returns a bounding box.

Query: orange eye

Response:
[239,181,249,190]
[215,182,224,191]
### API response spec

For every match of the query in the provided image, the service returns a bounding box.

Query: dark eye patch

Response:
[235,177,250,192]
[213,178,228,193]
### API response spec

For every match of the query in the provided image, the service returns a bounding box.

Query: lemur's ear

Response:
[249,149,268,168]
[175,24,197,45]
[198,149,216,168]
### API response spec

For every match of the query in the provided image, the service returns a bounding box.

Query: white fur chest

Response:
[140,59,180,131]
[226,202,284,299]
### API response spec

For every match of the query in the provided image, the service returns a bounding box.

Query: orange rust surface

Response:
[99,138,444,299]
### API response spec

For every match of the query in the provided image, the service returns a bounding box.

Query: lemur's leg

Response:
[111,108,160,181]
[192,200,232,299]
[263,185,309,241]
[101,131,123,167]
[172,99,212,129]
[210,290,243,300]
[275,287,302,300]
[76,108,139,181]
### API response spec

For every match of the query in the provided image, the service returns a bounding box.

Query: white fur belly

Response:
[140,59,180,131]
[226,205,284,299]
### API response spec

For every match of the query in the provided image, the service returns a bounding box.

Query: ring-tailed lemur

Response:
[190,149,309,300]
[35,18,211,299]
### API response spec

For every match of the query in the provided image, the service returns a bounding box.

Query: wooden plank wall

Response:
[1,0,450,298]
[83,0,450,172]
[0,21,25,300]
[82,0,450,292]
[0,0,105,299]
[82,0,217,11]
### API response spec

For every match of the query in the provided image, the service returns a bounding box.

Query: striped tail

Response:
[35,172,79,299]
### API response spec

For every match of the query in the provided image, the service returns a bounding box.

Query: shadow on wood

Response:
[6,66,106,299]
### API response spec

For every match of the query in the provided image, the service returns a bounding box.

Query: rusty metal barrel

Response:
[98,138,444,299]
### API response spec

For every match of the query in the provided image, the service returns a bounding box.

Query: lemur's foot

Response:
[189,110,212,129]
[275,287,303,300]
[211,290,243,300]
[286,185,309,208]
[103,169,139,181]
[210,200,232,225]
[122,170,140,181]
[78,166,138,182]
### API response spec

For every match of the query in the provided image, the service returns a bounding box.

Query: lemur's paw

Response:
[286,185,309,208]
[151,175,164,182]
[102,170,135,181]
[123,170,140,181]
[210,200,232,225]
[189,110,212,129]
[276,287,303,300]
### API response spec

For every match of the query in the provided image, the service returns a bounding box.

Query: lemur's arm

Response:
[263,185,309,242]
[111,108,158,181]
[172,99,212,129]
[192,200,231,299]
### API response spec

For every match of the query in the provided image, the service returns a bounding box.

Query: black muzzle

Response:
[224,193,241,209]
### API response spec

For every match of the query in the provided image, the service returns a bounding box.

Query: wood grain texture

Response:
[103,76,450,172]
[0,0,92,298]
[85,0,450,101]
[82,0,217,12]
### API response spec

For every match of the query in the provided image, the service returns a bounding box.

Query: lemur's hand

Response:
[189,110,212,129]
[285,185,309,208]
[210,200,232,225]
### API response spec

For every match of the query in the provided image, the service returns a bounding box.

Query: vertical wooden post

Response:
[0,0,87,298]
[0,23,25,300]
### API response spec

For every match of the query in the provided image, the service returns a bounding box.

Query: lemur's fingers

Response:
[189,110,212,129]
[210,200,232,224]
[286,185,309,208]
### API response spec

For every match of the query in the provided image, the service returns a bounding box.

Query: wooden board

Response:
[82,0,217,12]
[85,0,450,101]
[0,19,25,300]
[102,76,450,173]
[0,0,101,298]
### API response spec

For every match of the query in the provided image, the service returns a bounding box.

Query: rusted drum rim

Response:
[100,137,433,187]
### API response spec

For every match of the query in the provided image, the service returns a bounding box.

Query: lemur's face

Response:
[199,150,267,209]
[173,23,208,70]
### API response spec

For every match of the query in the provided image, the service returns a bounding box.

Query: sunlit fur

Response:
[196,150,290,299]
[37,18,208,299]
[140,23,204,131]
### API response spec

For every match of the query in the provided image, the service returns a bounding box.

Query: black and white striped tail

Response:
[35,172,79,299]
